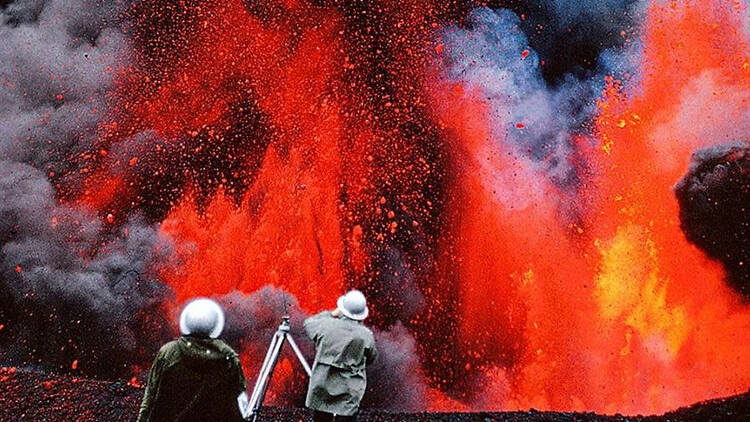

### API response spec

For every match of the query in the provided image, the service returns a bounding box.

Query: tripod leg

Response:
[248,332,281,415]
[285,333,312,377]
[248,332,285,417]
[254,334,284,409]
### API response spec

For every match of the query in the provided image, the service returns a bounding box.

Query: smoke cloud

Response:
[436,3,644,211]
[0,0,130,176]
[0,161,174,376]
[0,0,177,376]
[218,286,430,411]
[363,322,430,411]
[675,142,750,299]
[438,8,604,208]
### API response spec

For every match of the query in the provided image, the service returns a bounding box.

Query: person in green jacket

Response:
[304,290,378,422]
[137,298,247,422]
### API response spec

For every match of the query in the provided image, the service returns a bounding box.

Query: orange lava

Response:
[150,0,353,311]
[430,0,750,414]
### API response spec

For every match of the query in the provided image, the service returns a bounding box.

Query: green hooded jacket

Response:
[304,311,378,416]
[136,336,246,422]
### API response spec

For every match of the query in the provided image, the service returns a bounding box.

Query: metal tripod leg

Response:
[248,331,285,420]
[286,334,312,377]
[246,316,312,421]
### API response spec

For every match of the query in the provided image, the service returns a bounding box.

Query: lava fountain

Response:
[429,0,750,413]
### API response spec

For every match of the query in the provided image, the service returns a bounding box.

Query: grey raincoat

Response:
[304,311,378,416]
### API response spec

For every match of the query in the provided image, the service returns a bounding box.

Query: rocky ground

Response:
[1,367,748,421]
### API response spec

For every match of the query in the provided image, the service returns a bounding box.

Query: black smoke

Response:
[0,0,178,377]
[0,162,174,376]
[514,0,642,82]
[675,142,750,299]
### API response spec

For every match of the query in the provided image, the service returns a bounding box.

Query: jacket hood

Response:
[175,336,236,372]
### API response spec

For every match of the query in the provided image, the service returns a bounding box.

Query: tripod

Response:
[244,315,312,421]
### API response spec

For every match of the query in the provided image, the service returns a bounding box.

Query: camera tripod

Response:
[242,315,312,421]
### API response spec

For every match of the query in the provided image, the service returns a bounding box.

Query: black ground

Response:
[1,367,748,421]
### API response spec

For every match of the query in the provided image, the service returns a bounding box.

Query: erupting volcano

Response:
[1,0,749,417]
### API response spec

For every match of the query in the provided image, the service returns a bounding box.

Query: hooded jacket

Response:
[136,336,246,422]
[304,311,378,416]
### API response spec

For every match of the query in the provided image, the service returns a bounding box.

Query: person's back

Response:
[304,290,377,422]
[306,314,374,373]
[137,298,246,422]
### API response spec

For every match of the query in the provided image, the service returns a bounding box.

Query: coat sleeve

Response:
[229,353,247,421]
[136,349,166,422]
[304,311,332,341]
[231,354,246,394]
[365,334,378,365]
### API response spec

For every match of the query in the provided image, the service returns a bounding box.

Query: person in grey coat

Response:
[304,290,378,422]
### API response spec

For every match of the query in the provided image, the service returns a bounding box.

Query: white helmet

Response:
[336,290,369,321]
[179,298,225,339]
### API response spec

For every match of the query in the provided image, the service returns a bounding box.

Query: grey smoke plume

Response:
[363,322,430,411]
[0,161,174,375]
[0,0,130,178]
[217,288,313,407]
[217,286,430,411]
[439,8,598,200]
[0,0,175,376]
[438,5,643,211]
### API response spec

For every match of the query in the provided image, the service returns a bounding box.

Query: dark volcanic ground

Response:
[1,367,748,422]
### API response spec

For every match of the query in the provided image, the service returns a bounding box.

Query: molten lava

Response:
[429,0,750,414]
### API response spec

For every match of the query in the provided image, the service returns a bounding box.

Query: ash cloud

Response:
[439,8,599,200]
[0,0,131,188]
[217,288,313,407]
[217,287,430,411]
[675,142,750,299]
[363,322,429,411]
[438,5,643,210]
[0,161,174,376]
[0,0,175,377]
[515,0,643,81]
